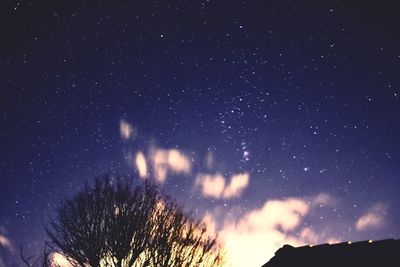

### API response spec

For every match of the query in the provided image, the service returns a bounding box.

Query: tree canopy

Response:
[43,176,224,267]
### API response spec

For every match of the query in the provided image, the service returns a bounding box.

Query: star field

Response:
[0,1,400,266]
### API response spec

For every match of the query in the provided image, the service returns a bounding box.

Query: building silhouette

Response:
[262,239,400,267]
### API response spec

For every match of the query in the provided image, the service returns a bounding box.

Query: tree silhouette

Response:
[20,244,59,267]
[46,176,224,267]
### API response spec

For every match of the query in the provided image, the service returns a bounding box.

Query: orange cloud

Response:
[195,172,249,199]
[135,151,148,178]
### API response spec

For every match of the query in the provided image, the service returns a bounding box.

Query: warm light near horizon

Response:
[51,253,72,267]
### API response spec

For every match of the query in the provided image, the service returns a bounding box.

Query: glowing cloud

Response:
[223,173,249,199]
[202,212,217,235]
[0,232,14,267]
[0,234,14,253]
[216,198,309,267]
[167,149,191,174]
[151,148,191,183]
[50,252,73,267]
[195,172,250,199]
[120,120,133,140]
[152,150,169,182]
[195,174,226,198]
[356,212,383,231]
[299,227,319,244]
[135,151,148,178]
[203,194,338,267]
[356,204,385,231]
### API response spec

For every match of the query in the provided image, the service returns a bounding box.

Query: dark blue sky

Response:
[1,1,400,266]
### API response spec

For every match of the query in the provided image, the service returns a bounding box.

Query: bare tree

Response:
[104,178,158,267]
[148,197,223,267]
[47,178,111,267]
[46,175,224,267]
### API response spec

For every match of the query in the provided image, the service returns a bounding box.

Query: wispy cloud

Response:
[118,122,345,267]
[0,230,15,267]
[195,172,249,199]
[195,174,226,198]
[120,119,134,140]
[150,148,191,183]
[205,150,214,169]
[299,227,319,244]
[135,151,148,178]
[223,173,249,199]
[0,234,14,253]
[311,193,336,207]
[356,203,386,231]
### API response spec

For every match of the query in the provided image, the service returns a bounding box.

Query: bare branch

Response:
[45,175,225,267]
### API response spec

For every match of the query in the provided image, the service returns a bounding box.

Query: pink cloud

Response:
[299,228,319,244]
[119,120,134,140]
[135,151,148,178]
[0,234,14,254]
[150,148,191,183]
[0,232,15,267]
[195,172,250,199]
[167,149,191,174]
[356,203,386,231]
[311,193,336,207]
[195,174,226,198]
[223,173,249,199]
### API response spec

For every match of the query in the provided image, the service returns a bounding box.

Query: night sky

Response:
[1,1,400,266]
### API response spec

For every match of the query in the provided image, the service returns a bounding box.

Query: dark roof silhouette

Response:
[262,239,400,267]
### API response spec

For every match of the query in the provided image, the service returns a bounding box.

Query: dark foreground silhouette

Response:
[262,239,400,267]
[21,176,224,267]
